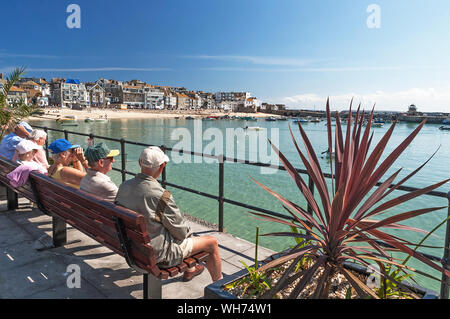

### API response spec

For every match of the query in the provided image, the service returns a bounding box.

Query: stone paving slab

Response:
[0,199,276,299]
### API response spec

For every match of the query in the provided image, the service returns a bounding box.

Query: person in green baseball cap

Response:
[80,142,120,203]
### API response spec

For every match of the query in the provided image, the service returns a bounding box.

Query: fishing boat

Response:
[373,122,384,128]
[85,117,108,123]
[265,117,277,122]
[240,116,257,121]
[439,126,450,131]
[60,122,79,127]
[310,117,321,123]
[277,117,288,121]
[56,115,77,123]
[293,118,309,123]
[185,116,195,120]
[443,118,450,125]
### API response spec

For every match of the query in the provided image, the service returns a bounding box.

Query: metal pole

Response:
[44,127,49,160]
[160,145,167,188]
[219,155,224,232]
[64,130,68,141]
[120,139,126,182]
[440,191,450,299]
[307,174,315,216]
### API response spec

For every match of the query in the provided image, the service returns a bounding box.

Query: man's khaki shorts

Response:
[179,237,194,259]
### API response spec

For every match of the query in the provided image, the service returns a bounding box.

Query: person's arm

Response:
[60,166,86,186]
[15,125,31,138]
[160,194,192,240]
[72,147,90,171]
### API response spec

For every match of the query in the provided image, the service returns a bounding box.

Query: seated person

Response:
[80,142,119,203]
[30,129,49,169]
[15,139,47,174]
[12,129,49,169]
[0,122,33,160]
[47,139,89,189]
[115,146,223,282]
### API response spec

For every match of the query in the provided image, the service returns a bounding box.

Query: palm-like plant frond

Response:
[0,67,36,138]
[251,98,449,299]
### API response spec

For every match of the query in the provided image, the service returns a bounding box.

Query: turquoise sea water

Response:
[30,117,450,292]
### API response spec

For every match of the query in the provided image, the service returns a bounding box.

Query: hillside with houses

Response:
[0,74,286,113]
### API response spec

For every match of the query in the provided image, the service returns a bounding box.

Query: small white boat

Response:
[245,126,265,131]
[60,122,79,127]
[85,117,108,123]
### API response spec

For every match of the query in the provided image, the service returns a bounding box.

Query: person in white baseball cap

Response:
[138,146,170,169]
[116,146,223,283]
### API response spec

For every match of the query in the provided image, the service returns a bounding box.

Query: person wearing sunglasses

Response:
[80,142,119,203]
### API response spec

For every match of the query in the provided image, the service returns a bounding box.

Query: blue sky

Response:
[1,0,450,112]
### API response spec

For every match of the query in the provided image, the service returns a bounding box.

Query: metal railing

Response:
[34,124,449,298]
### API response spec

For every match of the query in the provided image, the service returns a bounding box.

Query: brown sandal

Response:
[183,264,205,282]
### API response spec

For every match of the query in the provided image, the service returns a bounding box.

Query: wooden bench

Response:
[0,156,209,299]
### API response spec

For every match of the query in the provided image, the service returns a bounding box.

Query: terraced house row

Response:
[0,73,285,112]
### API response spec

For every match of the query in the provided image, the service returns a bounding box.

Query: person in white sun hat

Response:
[15,139,47,174]
[115,146,223,283]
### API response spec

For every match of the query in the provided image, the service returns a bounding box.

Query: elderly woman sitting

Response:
[30,129,49,169]
[12,129,49,169]
[15,139,47,174]
[47,139,89,189]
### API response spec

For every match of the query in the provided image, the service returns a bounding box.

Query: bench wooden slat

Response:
[176,262,189,273]
[165,267,179,277]
[192,251,209,263]
[38,196,158,271]
[36,185,150,245]
[32,176,147,232]
[183,257,197,268]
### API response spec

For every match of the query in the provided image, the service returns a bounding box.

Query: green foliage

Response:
[289,225,311,271]
[225,261,272,298]
[376,262,414,299]
[249,98,450,299]
[0,67,36,138]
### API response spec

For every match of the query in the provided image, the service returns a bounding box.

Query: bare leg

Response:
[188,236,223,282]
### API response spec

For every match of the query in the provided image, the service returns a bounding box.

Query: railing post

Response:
[307,174,315,216]
[219,155,224,232]
[44,127,49,160]
[160,145,167,188]
[440,191,450,299]
[64,130,68,141]
[120,139,126,182]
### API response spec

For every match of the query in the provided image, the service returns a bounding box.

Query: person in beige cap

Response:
[115,146,223,282]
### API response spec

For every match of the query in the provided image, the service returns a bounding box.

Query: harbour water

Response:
[30,117,450,292]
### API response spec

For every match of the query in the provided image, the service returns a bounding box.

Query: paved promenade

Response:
[0,197,275,299]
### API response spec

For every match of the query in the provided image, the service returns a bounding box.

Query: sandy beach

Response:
[27,108,279,122]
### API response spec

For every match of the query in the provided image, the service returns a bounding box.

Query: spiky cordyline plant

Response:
[250,98,449,299]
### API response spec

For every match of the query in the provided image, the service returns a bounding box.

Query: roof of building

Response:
[9,86,25,92]
[25,89,42,98]
[66,79,80,84]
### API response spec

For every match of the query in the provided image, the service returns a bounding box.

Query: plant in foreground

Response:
[0,67,36,138]
[250,98,450,299]
[225,227,273,298]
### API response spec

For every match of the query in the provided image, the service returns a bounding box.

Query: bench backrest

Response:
[0,157,162,277]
